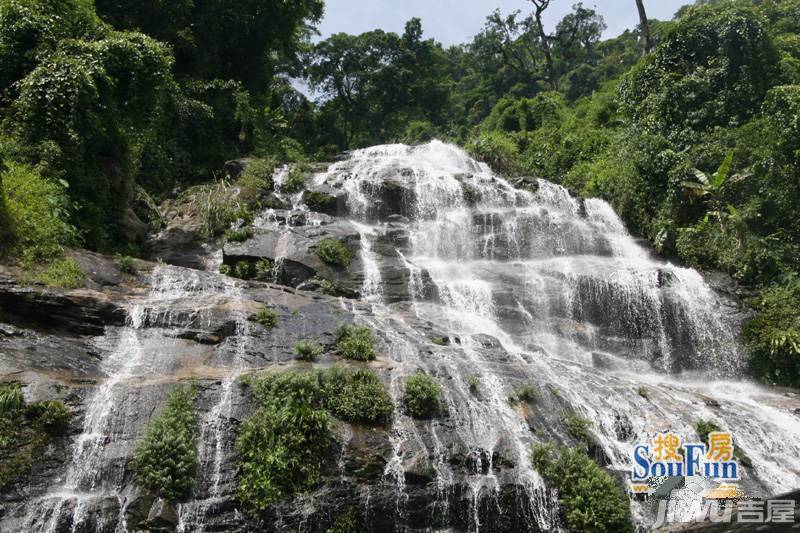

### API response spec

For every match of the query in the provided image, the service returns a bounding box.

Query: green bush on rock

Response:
[294,340,323,361]
[319,366,393,425]
[132,384,198,501]
[315,238,351,268]
[403,371,442,419]
[37,259,86,289]
[334,323,376,361]
[531,443,633,533]
[743,284,800,387]
[254,306,279,330]
[237,371,331,510]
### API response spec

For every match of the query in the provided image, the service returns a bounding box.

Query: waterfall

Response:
[314,141,800,527]
[6,141,800,532]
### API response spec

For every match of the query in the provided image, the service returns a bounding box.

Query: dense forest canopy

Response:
[0,0,799,387]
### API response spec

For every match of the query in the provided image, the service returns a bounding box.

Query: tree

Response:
[635,0,653,55]
[529,0,558,90]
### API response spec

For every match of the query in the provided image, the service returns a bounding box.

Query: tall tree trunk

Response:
[531,0,558,90]
[635,0,652,55]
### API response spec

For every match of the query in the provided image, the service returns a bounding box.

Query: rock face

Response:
[2,142,800,533]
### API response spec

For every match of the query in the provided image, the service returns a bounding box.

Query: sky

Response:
[315,0,691,45]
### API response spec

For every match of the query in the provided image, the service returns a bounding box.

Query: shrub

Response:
[315,238,351,268]
[253,259,274,282]
[334,323,376,361]
[743,284,800,387]
[232,260,256,280]
[637,386,649,400]
[403,371,442,419]
[467,376,480,394]
[318,278,336,296]
[294,340,323,361]
[509,383,538,405]
[115,255,137,275]
[255,306,279,330]
[27,400,71,435]
[319,366,393,426]
[694,419,722,445]
[224,227,254,243]
[0,160,77,263]
[238,158,275,202]
[132,384,198,501]
[562,412,592,446]
[531,444,633,532]
[237,371,331,510]
[327,509,359,533]
[37,259,86,289]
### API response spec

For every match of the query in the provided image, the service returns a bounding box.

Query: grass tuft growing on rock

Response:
[509,383,538,405]
[334,323,376,361]
[562,411,592,446]
[132,384,198,502]
[315,238,351,268]
[294,340,323,361]
[255,306,279,330]
[531,443,633,532]
[403,371,442,419]
[37,259,86,289]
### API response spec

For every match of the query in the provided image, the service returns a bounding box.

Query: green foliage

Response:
[430,336,449,346]
[0,160,76,263]
[303,191,337,214]
[294,340,323,361]
[282,166,306,193]
[334,323,376,362]
[317,278,337,296]
[115,255,137,275]
[562,412,592,445]
[132,384,198,501]
[403,371,442,419]
[743,284,800,387]
[224,227,254,243]
[467,375,480,394]
[694,419,722,445]
[255,306,279,330]
[319,365,393,425]
[327,509,359,533]
[0,383,72,489]
[37,259,86,289]
[238,159,275,200]
[637,386,649,400]
[315,238,351,268]
[619,2,779,147]
[531,444,633,533]
[509,383,538,405]
[465,131,519,176]
[237,371,331,510]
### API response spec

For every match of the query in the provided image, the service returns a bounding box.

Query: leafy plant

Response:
[131,384,198,501]
[237,371,331,510]
[37,259,86,289]
[562,411,592,446]
[282,165,306,193]
[334,323,376,361]
[319,366,393,425]
[531,443,633,532]
[115,255,138,275]
[637,386,649,400]
[224,227,254,243]
[694,419,721,445]
[303,191,337,214]
[254,306,279,330]
[467,375,480,394]
[403,371,442,419]
[294,340,323,361]
[509,383,538,405]
[315,238,351,268]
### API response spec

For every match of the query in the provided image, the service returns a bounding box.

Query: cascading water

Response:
[6,141,800,532]
[312,141,800,528]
